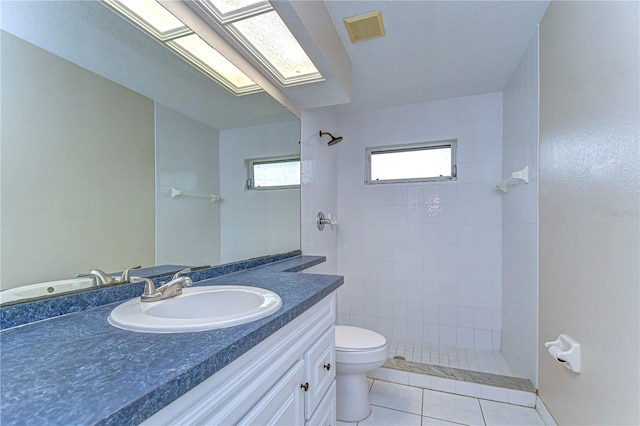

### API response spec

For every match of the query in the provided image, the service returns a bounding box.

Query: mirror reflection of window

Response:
[249,157,301,189]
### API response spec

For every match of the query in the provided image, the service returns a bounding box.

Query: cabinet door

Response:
[306,381,336,426]
[304,326,336,418]
[239,359,305,426]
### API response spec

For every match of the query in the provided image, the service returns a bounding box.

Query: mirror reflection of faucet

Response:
[76,265,141,286]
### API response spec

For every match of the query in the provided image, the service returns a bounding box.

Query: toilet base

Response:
[336,372,372,422]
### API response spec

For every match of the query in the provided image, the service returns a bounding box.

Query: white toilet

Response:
[335,325,388,422]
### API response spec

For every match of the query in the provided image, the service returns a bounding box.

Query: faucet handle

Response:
[172,268,192,280]
[132,278,161,302]
[120,265,142,283]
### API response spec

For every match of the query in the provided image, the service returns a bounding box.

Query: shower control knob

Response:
[300,382,309,392]
[324,363,331,371]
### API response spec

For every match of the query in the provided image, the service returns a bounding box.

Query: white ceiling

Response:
[1,1,551,122]
[308,0,550,112]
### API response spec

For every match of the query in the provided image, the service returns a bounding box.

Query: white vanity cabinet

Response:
[143,293,336,426]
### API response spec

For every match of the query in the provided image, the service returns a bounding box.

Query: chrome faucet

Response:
[76,269,114,286]
[77,265,142,286]
[120,265,142,283]
[134,268,193,302]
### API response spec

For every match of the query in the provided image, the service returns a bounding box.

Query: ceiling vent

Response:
[344,10,385,43]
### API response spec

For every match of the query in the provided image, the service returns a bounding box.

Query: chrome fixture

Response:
[76,269,114,286]
[317,211,337,231]
[120,265,142,283]
[77,265,141,286]
[134,268,193,302]
[319,130,343,146]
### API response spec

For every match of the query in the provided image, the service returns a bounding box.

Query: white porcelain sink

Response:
[108,285,282,333]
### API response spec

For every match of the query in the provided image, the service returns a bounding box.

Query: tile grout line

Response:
[478,397,487,426]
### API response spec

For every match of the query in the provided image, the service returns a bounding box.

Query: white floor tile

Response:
[369,381,423,416]
[480,385,509,403]
[422,416,467,425]
[423,389,485,426]
[336,421,356,426]
[480,399,545,426]
[359,405,422,426]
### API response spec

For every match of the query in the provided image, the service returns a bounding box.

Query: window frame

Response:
[246,155,301,191]
[365,139,457,185]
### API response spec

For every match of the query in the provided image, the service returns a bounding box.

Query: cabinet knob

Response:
[300,382,309,392]
[323,363,331,371]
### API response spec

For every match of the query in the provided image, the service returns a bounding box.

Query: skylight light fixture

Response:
[103,0,190,41]
[168,34,260,94]
[100,0,262,95]
[192,0,324,86]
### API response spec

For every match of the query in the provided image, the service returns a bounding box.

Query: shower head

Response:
[319,130,343,146]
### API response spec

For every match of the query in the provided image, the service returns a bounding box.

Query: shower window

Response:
[365,140,457,184]
[246,155,300,190]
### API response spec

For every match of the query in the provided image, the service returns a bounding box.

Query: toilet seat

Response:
[335,325,387,352]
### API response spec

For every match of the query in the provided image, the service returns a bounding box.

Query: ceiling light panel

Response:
[230,11,322,84]
[199,0,272,24]
[100,0,262,96]
[168,34,262,94]
[102,0,190,41]
[192,0,323,86]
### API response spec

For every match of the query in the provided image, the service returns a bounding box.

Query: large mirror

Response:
[0,1,301,305]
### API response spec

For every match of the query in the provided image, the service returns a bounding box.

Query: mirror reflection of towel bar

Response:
[496,166,529,193]
[171,187,220,203]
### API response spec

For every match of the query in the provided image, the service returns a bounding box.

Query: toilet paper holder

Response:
[544,334,581,373]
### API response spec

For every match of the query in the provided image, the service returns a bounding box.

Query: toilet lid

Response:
[335,325,387,351]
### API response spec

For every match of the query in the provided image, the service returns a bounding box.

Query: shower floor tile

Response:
[387,339,514,376]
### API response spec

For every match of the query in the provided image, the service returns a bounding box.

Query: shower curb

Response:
[368,358,537,408]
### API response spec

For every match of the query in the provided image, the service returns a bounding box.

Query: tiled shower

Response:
[302,29,539,386]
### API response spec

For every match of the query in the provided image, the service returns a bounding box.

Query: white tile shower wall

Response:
[332,92,503,350]
[501,30,539,386]
[219,120,301,264]
[155,103,221,266]
[300,108,340,275]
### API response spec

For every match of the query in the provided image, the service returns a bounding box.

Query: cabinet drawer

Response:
[306,380,336,426]
[304,326,335,418]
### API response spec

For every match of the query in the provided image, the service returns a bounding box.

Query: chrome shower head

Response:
[319,130,343,146]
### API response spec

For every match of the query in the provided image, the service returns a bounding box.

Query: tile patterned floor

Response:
[387,340,513,376]
[337,380,545,426]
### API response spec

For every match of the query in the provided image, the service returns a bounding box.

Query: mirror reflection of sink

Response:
[108,285,282,333]
[0,277,96,304]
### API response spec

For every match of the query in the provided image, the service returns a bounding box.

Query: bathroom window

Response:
[365,140,457,184]
[247,156,300,190]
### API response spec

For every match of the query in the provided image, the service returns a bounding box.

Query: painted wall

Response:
[155,104,220,267]
[0,31,155,289]
[538,2,639,424]
[219,121,301,264]
[307,93,504,349]
[501,30,539,386]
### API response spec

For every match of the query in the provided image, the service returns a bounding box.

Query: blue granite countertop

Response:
[0,256,342,425]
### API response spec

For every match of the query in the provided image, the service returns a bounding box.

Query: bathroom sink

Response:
[108,285,282,333]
